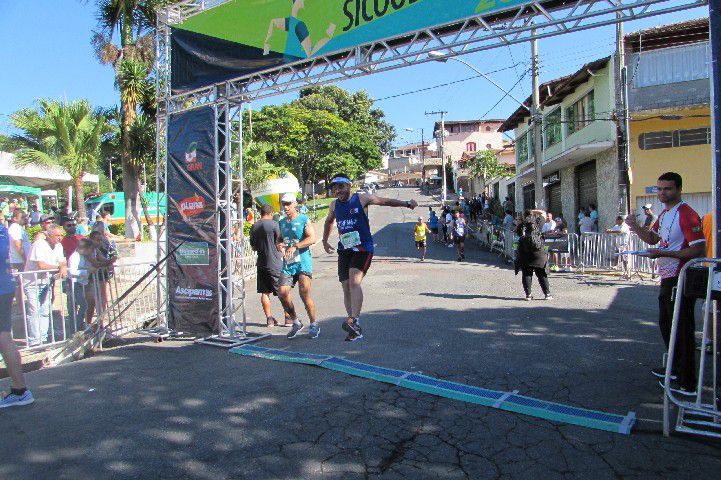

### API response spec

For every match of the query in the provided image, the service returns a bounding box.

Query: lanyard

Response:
[658,203,681,245]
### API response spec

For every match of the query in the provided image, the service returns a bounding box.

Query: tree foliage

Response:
[4,99,108,216]
[467,149,514,180]
[250,86,392,189]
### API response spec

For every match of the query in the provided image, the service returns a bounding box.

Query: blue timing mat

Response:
[230,344,636,435]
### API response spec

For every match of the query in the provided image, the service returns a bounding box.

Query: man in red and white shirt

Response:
[627,172,705,396]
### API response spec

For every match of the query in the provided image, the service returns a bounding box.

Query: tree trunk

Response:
[73,176,86,217]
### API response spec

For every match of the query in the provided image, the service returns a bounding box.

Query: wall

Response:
[628,106,711,210]
[595,148,620,231]
[560,165,576,231]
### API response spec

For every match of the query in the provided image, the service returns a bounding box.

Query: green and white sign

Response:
[176,242,210,266]
[170,0,531,91]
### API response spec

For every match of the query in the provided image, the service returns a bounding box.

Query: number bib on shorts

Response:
[340,231,361,249]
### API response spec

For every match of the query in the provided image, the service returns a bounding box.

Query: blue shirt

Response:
[335,193,374,252]
[428,213,438,229]
[0,225,17,294]
[279,213,312,276]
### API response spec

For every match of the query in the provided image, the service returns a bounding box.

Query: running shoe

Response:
[525,295,533,301]
[342,318,363,341]
[544,295,554,300]
[287,322,304,339]
[308,323,320,339]
[0,389,34,408]
[658,379,696,397]
[651,367,677,381]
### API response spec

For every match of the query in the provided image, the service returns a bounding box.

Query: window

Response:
[486,144,492,149]
[634,42,710,88]
[544,108,562,148]
[486,126,491,132]
[466,142,477,152]
[516,132,529,164]
[462,124,476,133]
[639,127,711,150]
[566,90,594,136]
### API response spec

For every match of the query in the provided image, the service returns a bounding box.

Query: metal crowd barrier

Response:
[475,221,657,279]
[232,236,258,280]
[10,261,158,352]
[663,258,720,439]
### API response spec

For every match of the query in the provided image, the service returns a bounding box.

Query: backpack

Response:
[519,220,543,253]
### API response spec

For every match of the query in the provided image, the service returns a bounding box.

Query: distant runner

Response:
[414,217,432,261]
[278,193,319,339]
[322,174,417,341]
[451,210,467,261]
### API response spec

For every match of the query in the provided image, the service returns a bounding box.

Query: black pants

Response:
[521,266,550,296]
[659,277,697,389]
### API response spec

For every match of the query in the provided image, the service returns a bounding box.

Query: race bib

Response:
[284,238,301,264]
[340,231,361,249]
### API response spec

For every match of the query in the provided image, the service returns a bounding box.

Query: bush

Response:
[27,225,43,240]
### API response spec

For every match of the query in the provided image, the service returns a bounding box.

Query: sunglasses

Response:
[281,202,293,206]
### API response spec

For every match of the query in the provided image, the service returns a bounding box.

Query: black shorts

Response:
[0,292,13,333]
[338,250,374,282]
[256,269,281,295]
[454,235,466,244]
[279,271,312,288]
[430,227,438,234]
[415,240,427,248]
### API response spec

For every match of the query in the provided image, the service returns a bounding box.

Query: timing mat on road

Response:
[229,344,635,435]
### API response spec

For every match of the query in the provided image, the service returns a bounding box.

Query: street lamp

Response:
[428,51,530,112]
[428,51,535,206]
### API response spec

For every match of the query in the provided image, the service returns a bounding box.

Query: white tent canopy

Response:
[0,151,100,188]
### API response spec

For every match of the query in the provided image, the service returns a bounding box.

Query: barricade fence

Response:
[473,221,657,278]
[10,261,158,353]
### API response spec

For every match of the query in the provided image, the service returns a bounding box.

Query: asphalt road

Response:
[2,187,720,479]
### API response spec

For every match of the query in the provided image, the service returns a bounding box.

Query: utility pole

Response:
[615,13,631,216]
[426,110,448,203]
[420,128,425,181]
[531,30,545,210]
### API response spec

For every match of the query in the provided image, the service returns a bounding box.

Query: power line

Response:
[372,63,525,102]
[479,70,530,119]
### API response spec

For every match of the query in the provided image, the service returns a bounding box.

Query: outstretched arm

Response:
[360,194,417,209]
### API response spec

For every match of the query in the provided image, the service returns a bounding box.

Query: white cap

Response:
[281,193,297,203]
[643,203,652,209]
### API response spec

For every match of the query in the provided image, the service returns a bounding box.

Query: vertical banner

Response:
[166,106,218,335]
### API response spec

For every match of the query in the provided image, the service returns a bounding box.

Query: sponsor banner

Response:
[171,0,529,92]
[167,106,218,335]
[176,242,210,266]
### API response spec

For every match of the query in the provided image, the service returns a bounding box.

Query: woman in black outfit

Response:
[515,209,553,300]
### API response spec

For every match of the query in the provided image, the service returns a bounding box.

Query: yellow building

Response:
[625,18,712,216]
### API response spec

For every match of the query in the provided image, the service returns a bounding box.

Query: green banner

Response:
[176,0,529,61]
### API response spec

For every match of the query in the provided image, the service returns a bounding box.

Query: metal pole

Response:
[441,112,447,203]
[531,30,545,210]
[615,13,631,216]
[421,128,425,181]
[710,0,721,407]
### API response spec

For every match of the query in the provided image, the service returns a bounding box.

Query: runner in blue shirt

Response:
[322,173,418,341]
[428,208,440,243]
[0,224,34,408]
[278,193,319,339]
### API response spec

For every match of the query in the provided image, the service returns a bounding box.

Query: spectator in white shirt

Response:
[541,212,557,233]
[607,215,631,278]
[502,210,515,231]
[579,211,595,235]
[8,210,30,272]
[67,239,92,331]
[23,226,66,346]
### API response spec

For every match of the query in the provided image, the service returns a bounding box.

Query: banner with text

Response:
[166,106,218,335]
[171,0,530,92]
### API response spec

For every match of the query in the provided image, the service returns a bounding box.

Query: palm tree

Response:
[5,99,107,217]
[92,0,170,238]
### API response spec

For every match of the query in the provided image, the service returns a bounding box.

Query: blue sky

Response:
[0,1,709,146]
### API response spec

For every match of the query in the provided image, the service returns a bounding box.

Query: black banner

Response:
[166,106,218,335]
[543,234,570,254]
